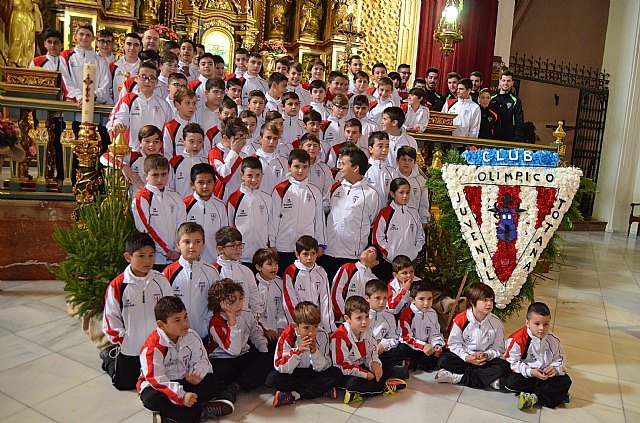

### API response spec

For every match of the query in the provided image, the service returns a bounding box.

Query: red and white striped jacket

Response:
[282,260,335,332]
[188,75,208,109]
[110,57,140,104]
[398,303,445,351]
[254,149,288,194]
[162,116,197,161]
[387,276,421,314]
[170,152,207,198]
[331,261,376,320]
[372,202,425,262]
[505,326,566,377]
[387,132,418,167]
[184,192,228,264]
[60,47,111,104]
[132,183,186,265]
[447,308,506,361]
[214,258,265,317]
[274,324,332,373]
[227,184,271,263]
[207,143,244,202]
[370,308,399,351]
[102,266,172,355]
[208,310,269,358]
[29,54,70,100]
[138,328,212,404]
[331,322,380,378]
[163,257,221,338]
[365,158,399,213]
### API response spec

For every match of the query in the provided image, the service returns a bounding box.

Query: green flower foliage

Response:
[51,172,135,317]
[417,150,593,320]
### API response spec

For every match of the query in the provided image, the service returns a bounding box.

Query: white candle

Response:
[81,63,96,124]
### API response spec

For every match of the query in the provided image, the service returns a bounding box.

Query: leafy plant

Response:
[51,171,135,317]
[417,149,591,320]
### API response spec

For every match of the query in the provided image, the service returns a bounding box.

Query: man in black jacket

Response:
[424,67,442,110]
[489,70,524,142]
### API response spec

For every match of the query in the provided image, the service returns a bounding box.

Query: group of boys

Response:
[103,226,571,422]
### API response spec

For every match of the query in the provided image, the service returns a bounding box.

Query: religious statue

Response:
[6,0,43,68]
[300,0,323,40]
[139,0,161,27]
[268,0,292,40]
[333,0,349,33]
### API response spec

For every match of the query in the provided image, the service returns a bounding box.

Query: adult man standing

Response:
[469,71,483,103]
[489,70,524,142]
[423,67,441,110]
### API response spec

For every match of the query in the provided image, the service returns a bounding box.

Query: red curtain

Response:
[415,0,499,93]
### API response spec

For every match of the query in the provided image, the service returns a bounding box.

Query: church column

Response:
[493,0,515,63]
[593,2,640,232]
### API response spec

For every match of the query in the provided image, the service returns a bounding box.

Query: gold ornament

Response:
[7,0,43,67]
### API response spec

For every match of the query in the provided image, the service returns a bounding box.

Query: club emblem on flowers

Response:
[441,149,582,308]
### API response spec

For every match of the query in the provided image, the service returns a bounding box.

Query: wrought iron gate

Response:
[509,53,610,217]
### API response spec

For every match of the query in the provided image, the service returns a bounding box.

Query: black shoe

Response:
[201,399,234,419]
[99,345,116,372]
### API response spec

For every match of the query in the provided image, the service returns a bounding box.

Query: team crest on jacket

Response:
[441,149,582,309]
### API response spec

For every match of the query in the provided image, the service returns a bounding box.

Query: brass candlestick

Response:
[71,122,102,221]
[551,120,567,164]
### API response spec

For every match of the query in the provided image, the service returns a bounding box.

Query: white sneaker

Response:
[435,369,463,384]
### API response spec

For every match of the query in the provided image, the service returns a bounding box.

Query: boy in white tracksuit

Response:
[253,248,288,346]
[300,134,333,213]
[331,246,380,321]
[183,164,229,264]
[395,146,430,226]
[102,233,173,390]
[442,78,481,138]
[169,124,208,198]
[365,132,400,213]
[254,122,288,194]
[282,236,335,332]
[269,150,326,273]
[162,223,221,339]
[372,197,425,263]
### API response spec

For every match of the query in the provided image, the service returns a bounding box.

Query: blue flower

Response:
[463,148,559,167]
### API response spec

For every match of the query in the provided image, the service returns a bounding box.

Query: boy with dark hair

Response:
[228,47,249,81]
[298,109,330,162]
[165,72,188,116]
[347,55,363,93]
[434,71,461,111]
[247,89,267,130]
[386,255,421,314]
[287,61,312,107]
[331,245,380,320]
[352,94,380,141]
[324,148,379,280]
[395,146,430,226]
[163,222,221,339]
[29,29,69,84]
[266,301,342,406]
[239,110,261,155]
[226,77,244,110]
[195,77,226,133]
[227,157,272,266]
[413,78,427,89]
[102,232,172,390]
[193,43,205,66]
[321,93,350,148]
[188,53,218,107]
[325,71,347,106]
[253,248,287,345]
[300,133,332,213]
[170,122,208,197]
[403,88,429,132]
[156,51,179,99]
[241,52,269,105]
[397,281,444,371]
[365,131,399,212]
[274,56,290,75]
[281,91,304,145]
[369,63,402,105]
[302,79,331,120]
[331,296,407,403]
[349,71,374,102]
[307,58,326,85]
[266,72,289,113]
[367,77,395,125]
[505,302,572,410]
[110,32,142,103]
[478,88,498,139]
[424,67,442,110]
[442,78,481,138]
[132,155,186,269]
[282,236,335,332]
[163,88,198,160]
[139,296,233,421]
[183,163,228,264]
[270,149,326,272]
[207,279,272,406]
[178,39,199,82]
[96,29,115,64]
[208,117,248,202]
[213,226,264,316]
[436,283,510,389]
[205,97,239,149]
[381,106,418,167]
[489,70,525,142]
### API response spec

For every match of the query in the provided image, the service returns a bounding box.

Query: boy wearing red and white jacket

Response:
[208,117,247,202]
[281,93,305,145]
[397,282,444,371]
[382,107,418,168]
[331,246,380,321]
[102,233,172,391]
[365,279,404,367]
[132,155,186,269]
[241,53,269,105]
[163,89,198,161]
[321,94,350,148]
[253,248,288,343]
[138,296,232,422]
[436,283,510,389]
[170,123,208,198]
[29,29,71,99]
[266,302,342,406]
[367,78,396,126]
[163,223,221,339]
[184,163,229,265]
[109,33,141,104]
[505,302,571,409]
[213,227,265,317]
[387,255,421,315]
[331,296,406,402]
[299,134,333,213]
[188,53,218,108]
[282,237,335,333]
[227,158,272,265]
[254,122,288,194]
[402,88,430,133]
[396,146,430,226]
[207,279,272,404]
[365,132,400,213]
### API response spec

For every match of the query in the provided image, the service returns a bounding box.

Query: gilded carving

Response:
[204,0,234,11]
[139,0,161,27]
[268,0,292,40]
[300,0,322,40]
[6,74,57,88]
[358,0,402,74]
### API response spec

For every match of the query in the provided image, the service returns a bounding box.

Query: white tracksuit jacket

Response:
[282,114,305,145]
[254,149,288,195]
[370,308,400,352]
[443,97,481,138]
[402,168,430,225]
[227,184,272,262]
[372,202,425,262]
[274,324,332,373]
[214,257,265,317]
[241,75,269,106]
[331,322,381,378]
[163,256,221,338]
[398,304,445,350]
[331,261,377,319]
[387,276,422,315]
[183,192,229,265]
[208,309,269,358]
[447,308,506,361]
[102,266,172,356]
[365,158,400,213]
[505,326,567,377]
[387,132,418,167]
[60,46,111,104]
[256,274,288,332]
[170,152,207,198]
[308,160,333,213]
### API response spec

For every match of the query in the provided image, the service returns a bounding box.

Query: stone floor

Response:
[0,231,639,422]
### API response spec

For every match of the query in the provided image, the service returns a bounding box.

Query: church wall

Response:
[509,1,609,158]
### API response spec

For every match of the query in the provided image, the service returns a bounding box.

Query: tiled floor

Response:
[1,231,639,422]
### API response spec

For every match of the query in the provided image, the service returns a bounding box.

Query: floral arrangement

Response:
[148,25,178,41]
[462,148,559,167]
[258,40,287,55]
[440,148,582,309]
[0,115,18,148]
